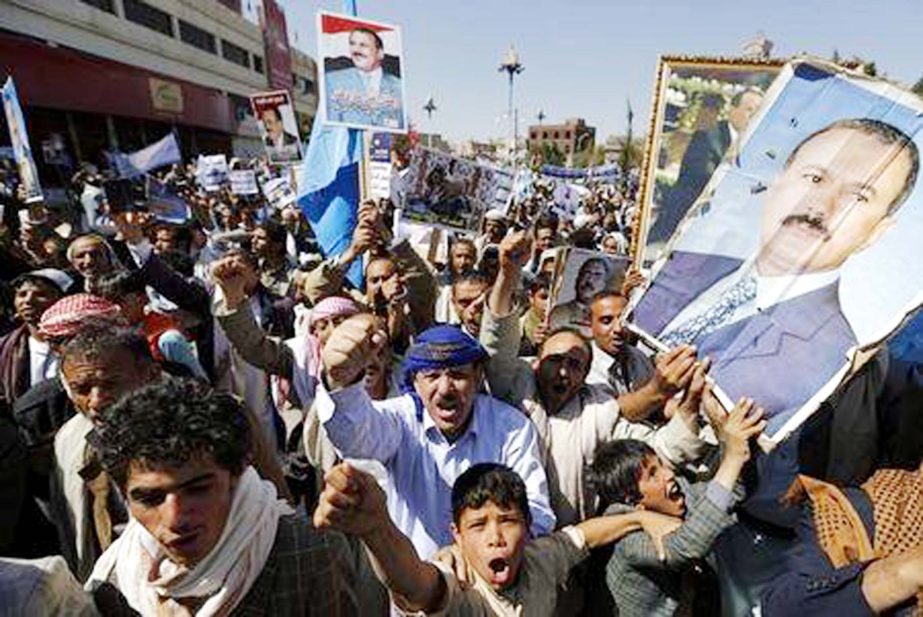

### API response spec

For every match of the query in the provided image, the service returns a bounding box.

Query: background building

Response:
[527,117,596,158]
[0,0,317,184]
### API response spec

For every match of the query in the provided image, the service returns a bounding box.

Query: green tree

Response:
[530,142,565,167]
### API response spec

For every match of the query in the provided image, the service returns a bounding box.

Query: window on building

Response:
[221,39,249,67]
[79,0,115,13]
[123,0,173,37]
[542,131,548,139]
[530,132,537,140]
[178,20,216,54]
[565,131,571,139]
[253,55,264,74]
[554,131,559,139]
[303,78,315,95]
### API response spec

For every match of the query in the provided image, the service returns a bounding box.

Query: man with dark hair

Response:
[587,290,699,422]
[0,269,72,414]
[637,116,921,438]
[451,271,491,338]
[314,461,681,616]
[548,256,612,336]
[52,324,288,581]
[317,314,554,560]
[519,272,551,355]
[260,107,300,164]
[251,218,294,297]
[588,397,766,616]
[85,378,357,615]
[524,213,559,274]
[482,231,709,525]
[325,27,404,129]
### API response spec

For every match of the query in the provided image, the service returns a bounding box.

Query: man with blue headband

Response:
[317,312,555,560]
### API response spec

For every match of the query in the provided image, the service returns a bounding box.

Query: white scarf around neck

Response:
[87,466,293,617]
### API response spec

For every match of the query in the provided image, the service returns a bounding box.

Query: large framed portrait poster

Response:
[629,58,923,446]
[632,56,784,265]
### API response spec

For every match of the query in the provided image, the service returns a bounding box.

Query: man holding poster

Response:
[250,91,303,163]
[319,12,406,131]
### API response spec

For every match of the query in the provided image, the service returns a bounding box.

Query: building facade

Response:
[527,117,596,157]
[0,0,317,184]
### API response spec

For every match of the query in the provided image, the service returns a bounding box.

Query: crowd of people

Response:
[0,141,920,617]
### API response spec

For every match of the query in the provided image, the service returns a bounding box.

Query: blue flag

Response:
[297,124,364,287]
[107,133,181,178]
[295,0,366,288]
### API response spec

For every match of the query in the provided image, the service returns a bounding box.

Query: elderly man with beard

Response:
[316,314,555,560]
[85,379,358,616]
[66,235,117,293]
[481,231,710,526]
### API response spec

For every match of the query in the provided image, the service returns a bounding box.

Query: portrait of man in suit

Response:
[324,27,405,130]
[634,117,919,435]
[258,106,301,163]
[650,88,764,246]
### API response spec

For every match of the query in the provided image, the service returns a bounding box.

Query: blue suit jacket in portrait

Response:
[633,251,857,436]
[324,68,404,130]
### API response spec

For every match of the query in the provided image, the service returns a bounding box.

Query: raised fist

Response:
[321,313,388,390]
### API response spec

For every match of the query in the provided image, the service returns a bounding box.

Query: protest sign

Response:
[146,176,190,223]
[547,247,629,337]
[630,58,923,446]
[250,90,303,163]
[229,169,259,195]
[633,56,783,265]
[262,176,296,210]
[317,11,407,132]
[368,133,393,200]
[1,77,43,202]
[196,154,228,191]
[401,148,512,233]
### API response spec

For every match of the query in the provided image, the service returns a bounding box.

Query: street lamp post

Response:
[499,45,524,163]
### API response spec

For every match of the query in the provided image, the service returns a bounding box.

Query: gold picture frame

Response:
[630,55,785,265]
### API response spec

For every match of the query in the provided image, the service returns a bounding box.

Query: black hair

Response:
[529,272,551,295]
[784,117,919,215]
[60,322,156,370]
[94,270,147,300]
[451,463,531,526]
[351,27,383,50]
[534,212,558,234]
[587,439,657,510]
[590,288,626,307]
[258,218,288,246]
[92,378,252,489]
[452,271,491,293]
[539,326,592,359]
[222,247,259,271]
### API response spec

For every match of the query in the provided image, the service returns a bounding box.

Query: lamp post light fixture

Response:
[499,44,524,163]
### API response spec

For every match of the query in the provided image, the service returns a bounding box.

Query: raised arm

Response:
[317,314,404,463]
[481,231,535,405]
[116,213,211,318]
[314,463,446,614]
[619,398,765,569]
[210,254,295,378]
